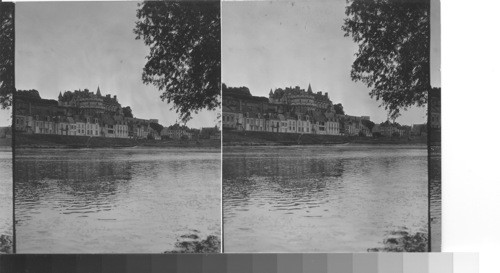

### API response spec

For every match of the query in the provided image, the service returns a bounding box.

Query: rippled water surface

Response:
[223,145,428,252]
[430,145,441,250]
[15,148,221,253]
[0,147,12,238]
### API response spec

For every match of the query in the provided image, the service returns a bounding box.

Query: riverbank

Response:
[223,130,427,146]
[0,234,13,254]
[367,230,428,252]
[14,134,220,149]
[165,234,220,253]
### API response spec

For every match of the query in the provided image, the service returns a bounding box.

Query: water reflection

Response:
[429,144,441,250]
[0,147,13,251]
[223,145,428,252]
[15,148,221,253]
[16,157,133,219]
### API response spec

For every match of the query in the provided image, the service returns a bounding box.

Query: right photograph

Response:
[222,0,440,252]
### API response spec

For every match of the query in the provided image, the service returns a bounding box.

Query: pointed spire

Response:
[269,88,274,97]
[307,83,312,93]
[58,91,63,100]
[96,85,102,97]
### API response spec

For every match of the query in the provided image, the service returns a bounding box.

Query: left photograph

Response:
[13,1,221,253]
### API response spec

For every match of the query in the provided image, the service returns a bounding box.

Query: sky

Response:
[15,1,218,129]
[222,0,440,125]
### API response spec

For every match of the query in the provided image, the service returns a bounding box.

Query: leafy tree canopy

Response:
[342,0,430,119]
[0,3,15,109]
[17,89,41,100]
[122,106,133,118]
[150,122,164,135]
[222,84,252,97]
[134,1,221,124]
[361,119,375,131]
[333,103,345,115]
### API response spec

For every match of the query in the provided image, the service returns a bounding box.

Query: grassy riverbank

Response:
[223,130,427,146]
[15,134,220,149]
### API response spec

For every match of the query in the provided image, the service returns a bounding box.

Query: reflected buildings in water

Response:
[15,148,221,253]
[223,145,428,252]
[15,155,134,220]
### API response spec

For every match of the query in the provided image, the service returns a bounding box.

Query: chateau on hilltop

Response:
[222,84,373,136]
[57,86,122,115]
[269,84,332,112]
[14,87,160,139]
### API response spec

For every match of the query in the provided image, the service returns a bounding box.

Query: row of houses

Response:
[222,85,426,138]
[160,124,221,140]
[222,111,372,136]
[14,89,162,139]
[14,114,160,139]
[222,85,374,136]
[372,124,406,137]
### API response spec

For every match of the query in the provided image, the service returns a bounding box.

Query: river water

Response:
[0,147,12,239]
[15,147,221,253]
[223,144,428,252]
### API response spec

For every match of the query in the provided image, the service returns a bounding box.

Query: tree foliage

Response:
[333,103,345,115]
[342,0,430,119]
[122,106,133,118]
[361,119,375,131]
[0,3,15,109]
[222,84,253,98]
[150,122,164,135]
[134,1,221,123]
[17,89,41,100]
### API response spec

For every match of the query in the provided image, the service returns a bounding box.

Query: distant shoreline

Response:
[14,134,221,149]
[224,142,428,147]
[223,130,427,147]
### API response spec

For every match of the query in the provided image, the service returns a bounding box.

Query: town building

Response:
[411,124,427,136]
[222,85,367,137]
[373,122,406,137]
[161,124,193,140]
[269,84,332,112]
[15,88,156,139]
[200,126,220,140]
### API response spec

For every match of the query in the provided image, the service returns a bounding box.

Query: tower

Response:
[307,83,312,93]
[96,86,102,97]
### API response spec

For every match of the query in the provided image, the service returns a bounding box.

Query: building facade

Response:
[15,88,155,139]
[222,85,367,137]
